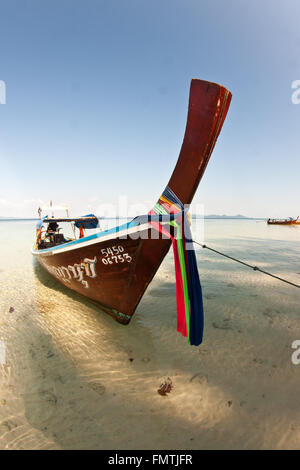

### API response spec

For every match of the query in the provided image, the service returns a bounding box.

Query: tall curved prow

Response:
[167,79,232,204]
[121,79,232,320]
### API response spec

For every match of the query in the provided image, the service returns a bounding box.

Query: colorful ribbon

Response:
[149,186,204,346]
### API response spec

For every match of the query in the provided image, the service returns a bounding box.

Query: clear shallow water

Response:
[0,219,300,449]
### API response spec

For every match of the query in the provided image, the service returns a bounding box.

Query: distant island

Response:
[192,214,252,219]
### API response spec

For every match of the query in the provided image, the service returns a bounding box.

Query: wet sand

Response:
[0,219,300,449]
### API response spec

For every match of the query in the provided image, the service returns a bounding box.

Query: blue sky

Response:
[0,0,300,218]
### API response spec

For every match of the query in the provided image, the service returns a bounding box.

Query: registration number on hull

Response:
[100,245,132,265]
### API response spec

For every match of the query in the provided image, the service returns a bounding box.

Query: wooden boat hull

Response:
[267,220,298,225]
[32,79,232,323]
[32,222,171,323]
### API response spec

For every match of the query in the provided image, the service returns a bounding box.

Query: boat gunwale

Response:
[31,220,155,257]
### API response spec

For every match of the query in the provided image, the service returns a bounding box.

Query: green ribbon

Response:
[153,203,191,341]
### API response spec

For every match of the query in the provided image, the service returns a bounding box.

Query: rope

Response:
[192,240,300,289]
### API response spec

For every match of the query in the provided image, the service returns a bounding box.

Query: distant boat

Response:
[32,79,232,345]
[267,217,299,225]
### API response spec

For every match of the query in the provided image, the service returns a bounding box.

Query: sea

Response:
[0,218,299,449]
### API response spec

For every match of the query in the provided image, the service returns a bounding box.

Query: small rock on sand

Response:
[157,377,173,396]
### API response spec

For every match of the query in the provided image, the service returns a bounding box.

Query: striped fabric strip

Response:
[151,186,205,346]
[150,205,189,338]
[162,186,204,346]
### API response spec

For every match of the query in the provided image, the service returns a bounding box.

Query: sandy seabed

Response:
[0,219,300,450]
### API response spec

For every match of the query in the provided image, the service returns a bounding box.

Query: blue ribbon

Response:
[162,186,204,346]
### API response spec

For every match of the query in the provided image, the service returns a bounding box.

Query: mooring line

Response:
[192,240,300,289]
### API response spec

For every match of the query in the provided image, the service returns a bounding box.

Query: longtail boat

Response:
[267,217,299,225]
[32,79,232,345]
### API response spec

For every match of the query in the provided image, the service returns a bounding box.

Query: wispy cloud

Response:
[0,198,45,209]
[0,198,67,217]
